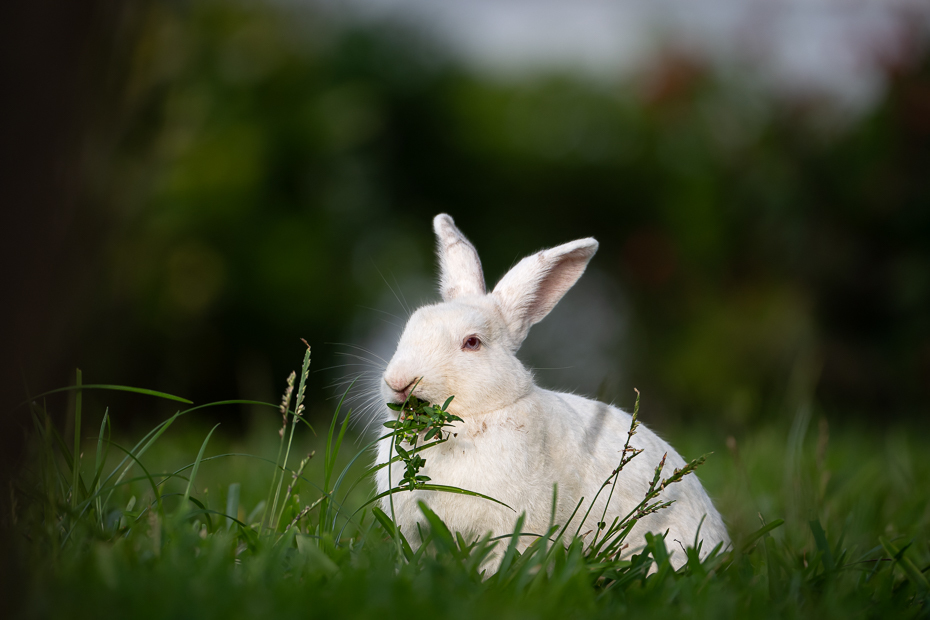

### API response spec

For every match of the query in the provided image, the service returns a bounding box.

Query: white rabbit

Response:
[375,214,729,570]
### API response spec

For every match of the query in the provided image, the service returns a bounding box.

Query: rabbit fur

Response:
[375,214,729,570]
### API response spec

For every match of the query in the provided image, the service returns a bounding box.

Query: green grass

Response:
[6,358,929,619]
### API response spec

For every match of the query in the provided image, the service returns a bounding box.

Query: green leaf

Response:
[441,395,455,411]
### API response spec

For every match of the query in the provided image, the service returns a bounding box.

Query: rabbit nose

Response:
[385,376,418,400]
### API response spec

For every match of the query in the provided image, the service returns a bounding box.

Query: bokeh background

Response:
[3,0,930,468]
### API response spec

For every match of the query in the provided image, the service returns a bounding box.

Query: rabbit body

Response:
[375,215,729,568]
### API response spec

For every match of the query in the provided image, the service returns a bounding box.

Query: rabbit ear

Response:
[434,214,486,301]
[492,238,598,344]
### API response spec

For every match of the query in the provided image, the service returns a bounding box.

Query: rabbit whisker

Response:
[327,342,392,366]
[372,261,412,319]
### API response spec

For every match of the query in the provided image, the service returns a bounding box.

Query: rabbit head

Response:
[381,214,598,416]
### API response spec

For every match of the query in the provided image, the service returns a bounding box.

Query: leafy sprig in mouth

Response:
[384,395,463,489]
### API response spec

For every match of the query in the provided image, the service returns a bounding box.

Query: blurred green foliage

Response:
[69,0,930,429]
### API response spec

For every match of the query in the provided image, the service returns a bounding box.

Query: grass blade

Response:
[880,537,930,594]
[22,384,193,406]
[61,441,163,548]
[496,513,527,582]
[181,423,220,514]
[372,507,414,561]
[417,501,461,559]
[92,409,110,527]
[320,378,357,535]
[71,369,82,509]
[350,484,513,525]
[226,483,240,531]
[323,404,353,529]
[740,519,785,553]
[809,519,836,572]
[100,400,274,511]
[40,407,89,500]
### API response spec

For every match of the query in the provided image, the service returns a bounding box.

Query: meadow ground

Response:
[5,361,929,619]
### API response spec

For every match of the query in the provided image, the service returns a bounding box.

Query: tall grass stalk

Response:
[261,370,294,533]
[267,341,312,534]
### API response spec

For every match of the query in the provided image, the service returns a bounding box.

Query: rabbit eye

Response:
[462,335,481,351]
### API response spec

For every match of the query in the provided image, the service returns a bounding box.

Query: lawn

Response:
[6,352,929,619]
